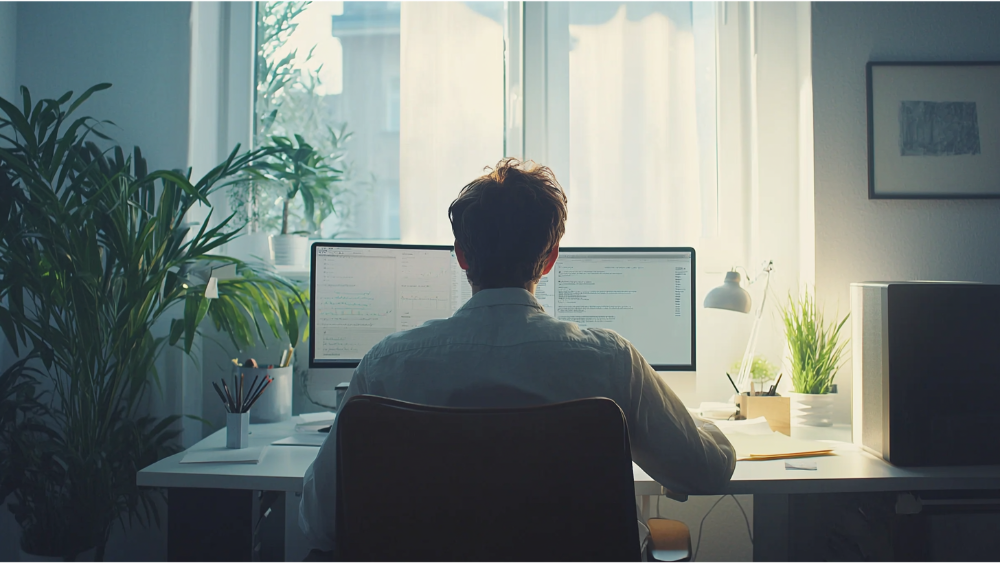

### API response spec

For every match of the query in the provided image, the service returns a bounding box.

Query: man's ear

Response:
[541,246,559,276]
[454,242,469,270]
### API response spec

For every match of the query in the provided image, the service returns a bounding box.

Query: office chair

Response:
[333,394,641,561]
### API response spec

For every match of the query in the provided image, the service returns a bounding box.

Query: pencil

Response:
[771,373,783,395]
[221,378,236,413]
[240,373,245,413]
[725,372,740,395]
[245,378,272,411]
[244,375,260,411]
[212,382,230,413]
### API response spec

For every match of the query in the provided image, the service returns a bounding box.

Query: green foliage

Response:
[248,130,351,235]
[780,289,849,395]
[228,1,359,237]
[0,84,308,559]
[730,356,778,384]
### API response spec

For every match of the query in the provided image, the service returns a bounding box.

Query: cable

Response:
[691,496,725,561]
[691,495,754,561]
[730,495,753,543]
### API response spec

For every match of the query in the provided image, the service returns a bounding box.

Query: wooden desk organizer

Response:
[737,394,790,436]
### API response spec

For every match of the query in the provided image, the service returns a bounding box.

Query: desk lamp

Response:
[704,261,773,393]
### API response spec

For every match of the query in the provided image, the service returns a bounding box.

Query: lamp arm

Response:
[736,263,773,390]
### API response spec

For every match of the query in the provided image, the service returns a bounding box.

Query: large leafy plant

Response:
[0,84,308,559]
[780,289,849,395]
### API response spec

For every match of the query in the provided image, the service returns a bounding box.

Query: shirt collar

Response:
[456,288,546,313]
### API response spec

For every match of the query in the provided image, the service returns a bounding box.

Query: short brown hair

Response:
[449,158,568,289]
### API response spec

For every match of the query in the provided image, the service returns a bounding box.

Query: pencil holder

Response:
[226,412,250,449]
[738,393,791,436]
[234,365,293,423]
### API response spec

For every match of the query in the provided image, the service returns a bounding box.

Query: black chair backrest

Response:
[335,395,640,562]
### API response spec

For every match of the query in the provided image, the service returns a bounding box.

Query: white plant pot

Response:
[788,392,835,427]
[18,547,95,562]
[227,232,274,265]
[272,234,310,268]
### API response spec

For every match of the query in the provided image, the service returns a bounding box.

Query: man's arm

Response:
[299,361,368,551]
[623,342,736,494]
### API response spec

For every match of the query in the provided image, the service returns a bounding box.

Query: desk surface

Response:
[139,420,1000,496]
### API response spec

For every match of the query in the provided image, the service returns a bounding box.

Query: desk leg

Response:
[166,488,286,561]
[753,494,789,562]
[639,495,653,522]
[167,488,255,561]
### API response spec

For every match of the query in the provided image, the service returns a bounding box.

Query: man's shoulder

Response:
[364,317,454,358]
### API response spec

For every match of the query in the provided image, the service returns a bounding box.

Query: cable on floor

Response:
[691,494,754,561]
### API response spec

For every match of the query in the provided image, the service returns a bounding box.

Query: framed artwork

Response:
[867,62,1000,199]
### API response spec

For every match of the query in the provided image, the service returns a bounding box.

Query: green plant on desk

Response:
[730,355,778,387]
[780,288,849,394]
[0,84,308,560]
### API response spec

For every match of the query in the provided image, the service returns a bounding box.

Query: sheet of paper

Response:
[297,412,336,423]
[698,401,738,419]
[295,412,336,433]
[273,433,327,447]
[723,432,835,461]
[714,417,774,436]
[785,460,818,470]
[181,446,268,464]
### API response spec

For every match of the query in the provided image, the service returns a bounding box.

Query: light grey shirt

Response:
[299,288,736,551]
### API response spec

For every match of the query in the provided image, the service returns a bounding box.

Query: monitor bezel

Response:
[309,242,696,372]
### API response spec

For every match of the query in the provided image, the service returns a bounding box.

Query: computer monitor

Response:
[309,243,695,371]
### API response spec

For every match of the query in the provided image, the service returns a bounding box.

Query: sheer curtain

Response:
[562,3,709,247]
[399,2,505,244]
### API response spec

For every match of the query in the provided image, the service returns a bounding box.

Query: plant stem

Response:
[281,198,290,235]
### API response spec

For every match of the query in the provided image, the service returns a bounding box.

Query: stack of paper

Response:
[180,446,268,464]
[715,417,834,461]
[295,411,336,433]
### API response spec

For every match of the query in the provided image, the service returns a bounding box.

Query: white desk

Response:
[139,421,1000,561]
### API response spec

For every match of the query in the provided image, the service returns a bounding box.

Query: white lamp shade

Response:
[704,271,751,313]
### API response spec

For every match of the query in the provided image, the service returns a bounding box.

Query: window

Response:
[252,1,505,242]
[252,1,717,247]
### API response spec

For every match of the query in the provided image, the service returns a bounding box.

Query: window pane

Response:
[253,1,504,244]
[561,2,716,247]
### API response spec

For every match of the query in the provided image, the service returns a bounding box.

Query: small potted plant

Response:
[730,355,778,394]
[246,130,349,268]
[780,289,850,427]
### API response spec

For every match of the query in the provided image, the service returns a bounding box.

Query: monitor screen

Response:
[310,243,695,370]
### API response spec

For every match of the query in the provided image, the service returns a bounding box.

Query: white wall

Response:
[812,1,1000,423]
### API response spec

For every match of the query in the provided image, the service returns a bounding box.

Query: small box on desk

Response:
[738,394,790,436]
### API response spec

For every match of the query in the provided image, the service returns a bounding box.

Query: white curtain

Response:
[562,3,704,247]
[399,2,505,244]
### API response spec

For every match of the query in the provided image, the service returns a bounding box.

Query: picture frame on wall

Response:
[867,61,1000,199]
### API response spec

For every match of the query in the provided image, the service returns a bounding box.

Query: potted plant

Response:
[780,289,850,427]
[246,131,349,268]
[0,84,308,560]
[730,355,778,393]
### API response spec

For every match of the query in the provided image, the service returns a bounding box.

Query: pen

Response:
[725,372,740,395]
[239,373,245,413]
